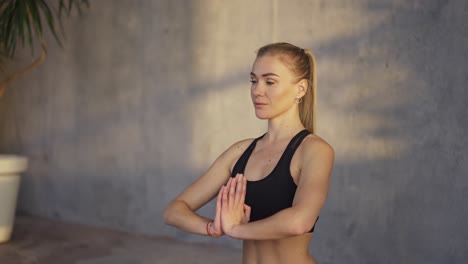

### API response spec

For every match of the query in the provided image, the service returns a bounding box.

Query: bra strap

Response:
[231,134,265,175]
[280,129,311,165]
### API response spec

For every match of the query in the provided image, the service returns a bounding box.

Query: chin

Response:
[254,111,272,120]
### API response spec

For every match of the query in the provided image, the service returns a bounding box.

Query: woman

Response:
[164,42,334,264]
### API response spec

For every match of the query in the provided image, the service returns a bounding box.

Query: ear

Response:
[295,79,308,99]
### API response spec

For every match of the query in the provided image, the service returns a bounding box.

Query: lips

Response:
[254,102,267,108]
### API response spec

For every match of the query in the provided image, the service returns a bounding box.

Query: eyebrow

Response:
[250,72,280,77]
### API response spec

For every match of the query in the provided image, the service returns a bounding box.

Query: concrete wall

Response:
[1,0,467,263]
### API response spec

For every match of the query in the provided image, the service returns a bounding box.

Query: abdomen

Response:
[242,233,315,264]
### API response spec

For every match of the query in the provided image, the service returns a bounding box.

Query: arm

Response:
[163,139,252,236]
[222,138,334,240]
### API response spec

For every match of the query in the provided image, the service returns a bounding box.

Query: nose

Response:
[251,82,265,97]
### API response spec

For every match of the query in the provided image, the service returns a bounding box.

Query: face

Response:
[250,55,306,120]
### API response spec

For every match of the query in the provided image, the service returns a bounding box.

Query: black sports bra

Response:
[231,129,319,233]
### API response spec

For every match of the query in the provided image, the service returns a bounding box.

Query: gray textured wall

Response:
[1,0,467,263]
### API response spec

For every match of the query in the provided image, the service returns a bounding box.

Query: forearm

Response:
[163,200,211,236]
[229,207,313,240]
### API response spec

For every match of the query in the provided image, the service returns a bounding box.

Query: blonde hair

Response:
[256,42,317,134]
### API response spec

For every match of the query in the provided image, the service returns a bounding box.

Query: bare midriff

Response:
[242,233,316,264]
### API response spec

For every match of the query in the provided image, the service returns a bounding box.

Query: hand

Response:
[221,174,248,236]
[210,185,225,237]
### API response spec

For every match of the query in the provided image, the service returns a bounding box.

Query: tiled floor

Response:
[0,216,241,264]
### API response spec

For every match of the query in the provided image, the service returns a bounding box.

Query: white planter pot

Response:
[0,155,28,243]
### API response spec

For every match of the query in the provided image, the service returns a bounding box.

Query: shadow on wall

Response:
[306,1,468,264]
[1,0,202,238]
[0,0,466,263]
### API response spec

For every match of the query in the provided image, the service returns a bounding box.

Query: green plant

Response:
[0,0,89,97]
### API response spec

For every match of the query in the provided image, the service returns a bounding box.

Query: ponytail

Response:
[299,50,317,134]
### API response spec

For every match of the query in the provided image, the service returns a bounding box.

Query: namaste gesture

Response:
[209,173,251,237]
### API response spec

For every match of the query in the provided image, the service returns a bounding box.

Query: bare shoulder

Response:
[226,138,256,154]
[301,134,335,161]
[222,138,256,166]
[200,137,257,175]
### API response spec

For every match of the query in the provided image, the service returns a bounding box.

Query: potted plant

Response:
[0,0,89,243]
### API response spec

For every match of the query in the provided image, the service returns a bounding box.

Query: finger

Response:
[224,178,232,200]
[225,177,232,190]
[224,177,231,196]
[241,204,251,224]
[215,186,224,232]
[222,184,228,210]
[234,174,243,206]
[239,175,247,205]
[243,204,251,219]
[229,175,237,207]
[216,186,223,218]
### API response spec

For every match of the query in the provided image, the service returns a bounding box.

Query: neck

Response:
[265,108,305,142]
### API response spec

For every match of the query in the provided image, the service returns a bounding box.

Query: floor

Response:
[0,216,242,264]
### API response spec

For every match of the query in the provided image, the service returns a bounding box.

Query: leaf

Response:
[0,0,90,60]
[37,0,62,48]
[23,1,34,55]
[5,1,18,57]
[0,0,17,57]
[68,0,74,16]
[25,0,43,37]
[58,0,90,17]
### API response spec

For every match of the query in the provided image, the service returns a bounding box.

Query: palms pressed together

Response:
[211,174,251,237]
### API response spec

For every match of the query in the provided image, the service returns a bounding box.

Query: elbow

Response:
[163,202,175,225]
[163,200,188,226]
[290,218,313,236]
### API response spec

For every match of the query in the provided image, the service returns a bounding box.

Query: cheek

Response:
[270,85,294,101]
